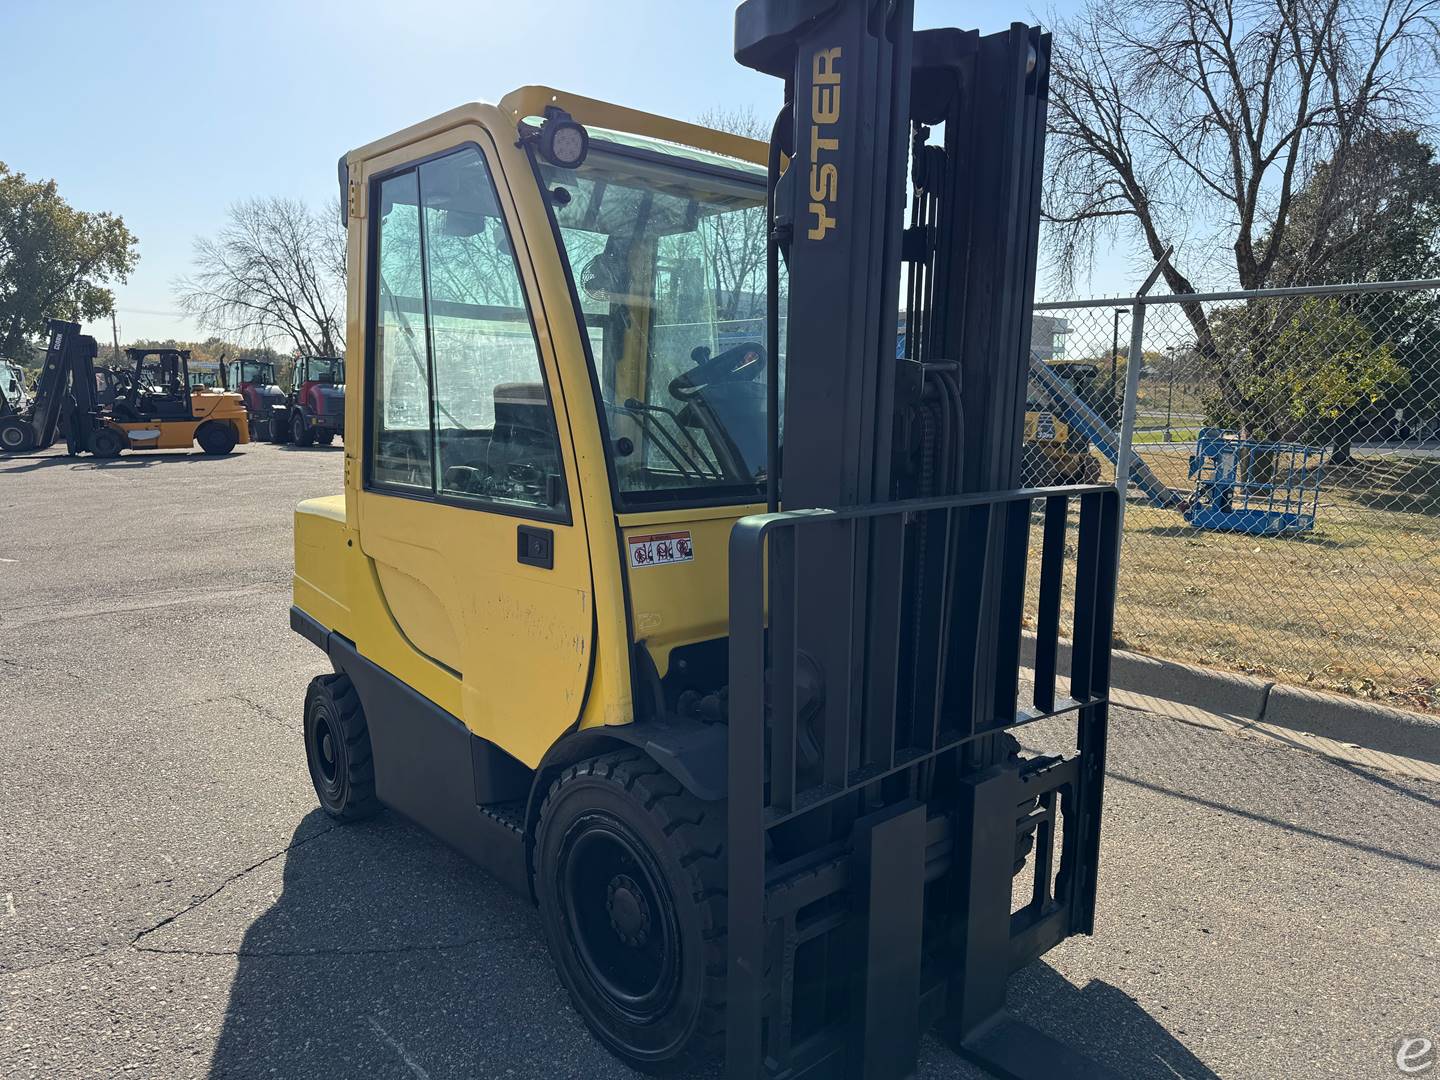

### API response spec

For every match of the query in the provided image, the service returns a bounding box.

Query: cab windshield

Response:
[237,361,275,385]
[540,139,778,506]
[304,358,345,384]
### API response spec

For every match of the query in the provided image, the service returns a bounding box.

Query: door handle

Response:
[517,525,554,570]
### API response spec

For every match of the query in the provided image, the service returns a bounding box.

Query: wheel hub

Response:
[606,873,651,947]
[317,723,338,783]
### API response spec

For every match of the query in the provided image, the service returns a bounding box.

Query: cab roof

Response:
[343,86,768,171]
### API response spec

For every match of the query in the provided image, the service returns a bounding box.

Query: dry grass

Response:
[1026,449,1440,713]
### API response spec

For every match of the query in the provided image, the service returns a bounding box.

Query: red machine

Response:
[273,355,344,447]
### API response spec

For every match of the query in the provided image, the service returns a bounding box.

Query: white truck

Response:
[0,360,29,416]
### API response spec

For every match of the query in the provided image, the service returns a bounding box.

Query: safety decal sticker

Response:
[628,531,694,568]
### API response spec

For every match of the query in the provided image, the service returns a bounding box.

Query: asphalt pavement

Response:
[1,441,1436,1080]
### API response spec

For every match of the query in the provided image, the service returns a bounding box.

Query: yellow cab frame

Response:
[291,87,768,889]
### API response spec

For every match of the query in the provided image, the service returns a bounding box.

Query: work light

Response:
[539,107,589,169]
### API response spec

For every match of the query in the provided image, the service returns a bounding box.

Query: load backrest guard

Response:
[726,2,1122,1078]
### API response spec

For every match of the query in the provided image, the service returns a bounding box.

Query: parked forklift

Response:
[271,354,344,446]
[0,326,250,457]
[225,357,286,442]
[107,346,251,454]
[289,4,1120,1078]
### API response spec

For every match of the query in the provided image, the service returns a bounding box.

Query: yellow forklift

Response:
[0,324,248,456]
[106,346,250,455]
[289,4,1121,1077]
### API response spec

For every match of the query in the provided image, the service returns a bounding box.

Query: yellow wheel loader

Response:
[290,4,1122,1077]
[1022,406,1103,487]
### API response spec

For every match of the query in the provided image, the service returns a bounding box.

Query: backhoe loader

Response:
[289,3,1121,1076]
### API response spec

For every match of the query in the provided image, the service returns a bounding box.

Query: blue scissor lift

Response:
[1185,428,1327,536]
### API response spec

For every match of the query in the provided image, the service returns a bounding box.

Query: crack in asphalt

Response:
[6,813,526,977]
[131,937,501,960]
[129,822,339,949]
[232,693,293,731]
[0,946,122,979]
[178,692,292,731]
[2,821,347,980]
[0,584,286,631]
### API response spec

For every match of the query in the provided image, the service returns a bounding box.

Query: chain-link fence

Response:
[1025,279,1440,712]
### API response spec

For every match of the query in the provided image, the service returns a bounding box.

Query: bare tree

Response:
[176,197,345,356]
[694,107,771,323]
[1046,0,1440,344]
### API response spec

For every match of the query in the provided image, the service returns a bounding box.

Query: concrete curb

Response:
[1020,633,1440,765]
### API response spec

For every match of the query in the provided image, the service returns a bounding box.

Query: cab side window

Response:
[372,170,432,491]
[368,145,566,515]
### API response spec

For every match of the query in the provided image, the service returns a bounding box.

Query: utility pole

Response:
[110,310,122,366]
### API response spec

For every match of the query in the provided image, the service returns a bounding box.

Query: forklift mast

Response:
[27,319,101,451]
[724,2,1121,1076]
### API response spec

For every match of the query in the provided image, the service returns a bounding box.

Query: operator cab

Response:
[370,131,772,511]
[227,358,279,389]
[298,356,344,386]
[120,348,194,421]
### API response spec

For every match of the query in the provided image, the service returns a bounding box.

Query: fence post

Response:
[1114,252,1170,538]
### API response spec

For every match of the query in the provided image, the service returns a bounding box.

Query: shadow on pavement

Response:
[207,809,627,1080]
[1004,963,1220,1080]
[1112,770,1440,872]
[0,451,242,474]
[209,812,1205,1080]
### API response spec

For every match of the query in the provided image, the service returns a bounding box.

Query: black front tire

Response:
[534,750,726,1073]
[303,674,379,821]
[90,427,126,458]
[291,410,315,447]
[196,421,238,455]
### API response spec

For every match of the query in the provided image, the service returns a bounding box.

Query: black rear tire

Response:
[291,409,315,447]
[303,673,379,822]
[534,750,726,1073]
[0,416,32,454]
[196,421,238,455]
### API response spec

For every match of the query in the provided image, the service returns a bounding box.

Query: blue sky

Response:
[1,0,1128,345]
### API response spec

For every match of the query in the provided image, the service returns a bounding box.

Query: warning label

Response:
[627,531,694,568]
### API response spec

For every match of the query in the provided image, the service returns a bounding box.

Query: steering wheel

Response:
[668,342,766,401]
